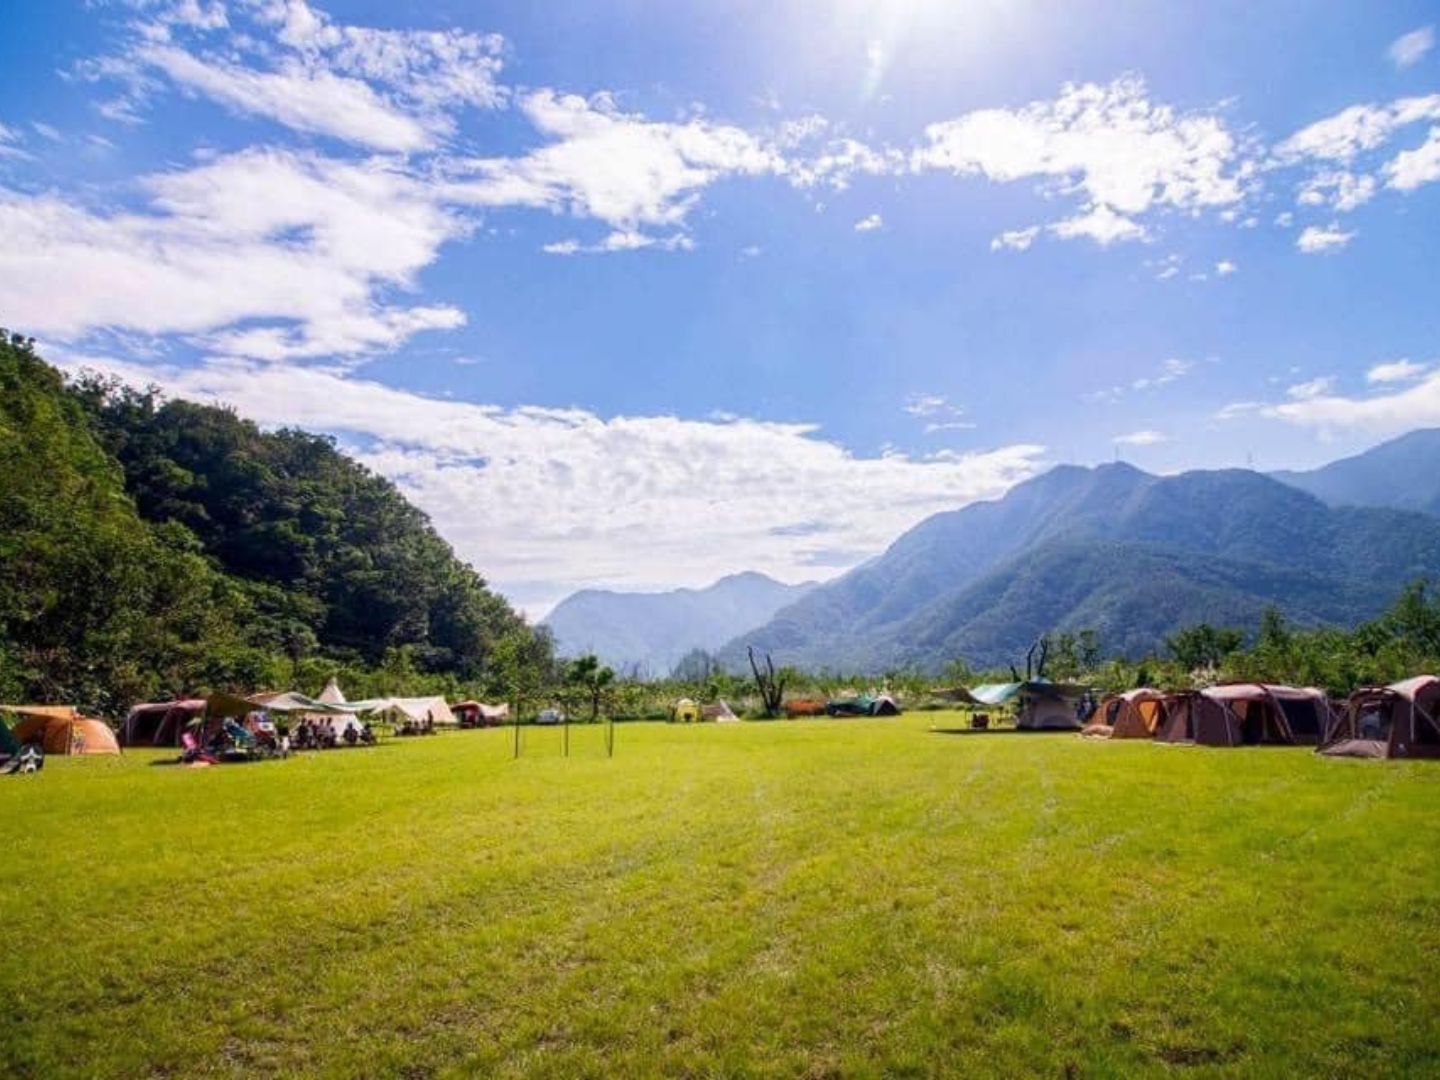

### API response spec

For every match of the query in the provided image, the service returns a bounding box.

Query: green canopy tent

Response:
[968,680,1088,730]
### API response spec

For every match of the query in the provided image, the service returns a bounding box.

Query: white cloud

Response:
[1215,259,1237,276]
[1296,169,1376,212]
[990,225,1039,252]
[1386,126,1440,190]
[1367,358,1429,384]
[853,212,883,232]
[1276,95,1440,163]
[62,354,1047,613]
[1259,368,1440,436]
[86,0,507,152]
[136,43,434,152]
[912,76,1249,243]
[1085,357,1193,402]
[542,230,693,256]
[1389,26,1435,69]
[1149,252,1183,280]
[1215,401,1262,421]
[445,89,782,237]
[903,393,951,417]
[1287,375,1337,400]
[0,147,463,358]
[1113,429,1167,447]
[1296,222,1355,253]
[1048,203,1148,245]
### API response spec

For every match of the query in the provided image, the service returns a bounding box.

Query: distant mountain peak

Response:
[542,572,817,674]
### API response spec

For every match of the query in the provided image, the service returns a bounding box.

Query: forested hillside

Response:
[0,331,547,712]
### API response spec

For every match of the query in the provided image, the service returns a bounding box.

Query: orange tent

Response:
[3,705,121,756]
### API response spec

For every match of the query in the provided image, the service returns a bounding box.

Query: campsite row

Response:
[1069,678,1440,759]
[4,675,1437,767]
[0,679,512,764]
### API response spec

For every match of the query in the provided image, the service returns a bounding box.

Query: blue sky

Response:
[2,1,1438,613]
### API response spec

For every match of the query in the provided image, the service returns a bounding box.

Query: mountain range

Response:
[542,572,816,674]
[711,430,1440,673]
[541,429,1440,675]
[1271,428,1440,516]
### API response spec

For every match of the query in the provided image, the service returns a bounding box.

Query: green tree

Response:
[1165,623,1245,672]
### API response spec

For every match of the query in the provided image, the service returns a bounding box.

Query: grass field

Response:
[3,714,1438,1078]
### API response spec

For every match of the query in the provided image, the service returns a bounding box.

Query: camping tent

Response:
[870,694,901,716]
[702,700,738,722]
[454,701,509,727]
[1155,685,1332,747]
[969,681,1087,730]
[2,705,120,755]
[316,678,347,705]
[1321,676,1440,759]
[123,699,206,746]
[672,698,701,723]
[1100,688,1170,739]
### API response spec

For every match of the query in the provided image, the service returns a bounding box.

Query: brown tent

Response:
[1099,688,1170,738]
[3,706,121,756]
[1320,675,1440,759]
[123,699,206,747]
[1155,685,1332,747]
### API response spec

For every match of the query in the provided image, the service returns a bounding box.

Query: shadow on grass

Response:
[928,727,1080,736]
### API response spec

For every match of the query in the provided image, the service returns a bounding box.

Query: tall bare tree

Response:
[747,645,787,718]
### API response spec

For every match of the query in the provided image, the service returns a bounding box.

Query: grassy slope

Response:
[3,717,1438,1077]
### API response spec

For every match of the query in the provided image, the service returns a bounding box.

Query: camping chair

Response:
[180,731,218,765]
[2,745,44,775]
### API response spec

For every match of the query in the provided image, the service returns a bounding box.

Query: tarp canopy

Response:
[0,704,79,721]
[351,697,457,724]
[255,691,360,715]
[968,683,1023,706]
[968,680,1088,706]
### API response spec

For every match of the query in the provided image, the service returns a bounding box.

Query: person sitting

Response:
[360,722,375,745]
[343,724,358,746]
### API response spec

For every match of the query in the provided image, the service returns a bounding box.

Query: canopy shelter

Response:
[969,680,1088,730]
[1,705,120,756]
[351,697,457,726]
[203,691,358,719]
[1098,688,1171,739]
[123,699,206,747]
[934,687,984,705]
[454,701,508,727]
[1156,685,1332,747]
[1321,676,1440,759]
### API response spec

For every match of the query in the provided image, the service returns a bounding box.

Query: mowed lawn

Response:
[3,715,1439,1078]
